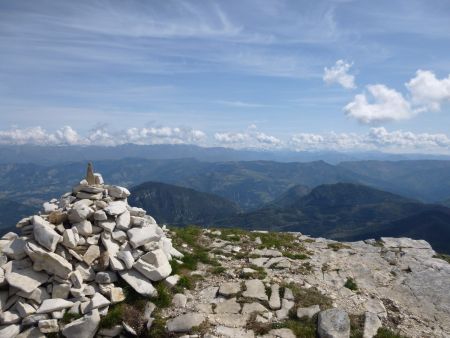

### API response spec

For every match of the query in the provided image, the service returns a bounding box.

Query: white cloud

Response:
[0,125,206,147]
[344,84,413,124]
[214,129,282,149]
[290,127,450,153]
[406,70,450,111]
[323,60,356,89]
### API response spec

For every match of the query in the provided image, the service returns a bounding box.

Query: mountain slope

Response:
[128,181,241,226]
[0,199,37,234]
[216,183,450,253]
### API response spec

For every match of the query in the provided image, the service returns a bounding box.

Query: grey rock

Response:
[25,242,72,279]
[218,282,241,297]
[133,249,171,281]
[16,327,45,338]
[83,245,100,265]
[318,308,350,338]
[107,185,130,199]
[215,297,241,314]
[118,269,157,297]
[0,324,20,338]
[33,218,62,252]
[242,279,268,301]
[61,308,100,338]
[297,305,321,319]
[4,259,48,293]
[116,210,131,230]
[167,313,205,333]
[104,201,127,216]
[363,311,382,338]
[2,238,27,260]
[38,319,59,333]
[127,226,161,248]
[36,298,74,313]
[269,284,281,310]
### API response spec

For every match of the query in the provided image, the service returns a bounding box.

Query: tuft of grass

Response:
[344,277,358,291]
[148,310,168,338]
[99,303,125,329]
[245,312,272,335]
[240,265,267,279]
[374,327,409,338]
[150,283,173,308]
[210,265,226,275]
[283,282,333,310]
[327,242,351,251]
[433,253,450,264]
[272,317,317,338]
[61,312,82,324]
[283,252,309,260]
[350,314,365,338]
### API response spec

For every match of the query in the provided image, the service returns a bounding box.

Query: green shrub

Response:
[344,277,358,291]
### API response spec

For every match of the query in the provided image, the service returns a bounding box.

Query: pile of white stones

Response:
[0,165,183,337]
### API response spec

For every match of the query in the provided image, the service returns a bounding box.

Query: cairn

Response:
[0,164,183,337]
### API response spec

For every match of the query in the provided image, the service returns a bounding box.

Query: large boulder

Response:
[318,308,350,338]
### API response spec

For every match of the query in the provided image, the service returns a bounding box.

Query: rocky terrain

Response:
[0,165,449,337]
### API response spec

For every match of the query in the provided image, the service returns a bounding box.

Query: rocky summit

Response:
[0,165,449,338]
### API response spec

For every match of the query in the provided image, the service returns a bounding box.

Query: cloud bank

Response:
[1,125,449,154]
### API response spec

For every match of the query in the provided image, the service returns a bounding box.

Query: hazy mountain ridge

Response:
[128,181,241,226]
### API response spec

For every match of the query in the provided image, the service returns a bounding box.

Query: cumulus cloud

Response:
[290,127,450,153]
[0,125,206,147]
[406,70,450,111]
[323,60,356,89]
[344,84,413,124]
[345,70,450,124]
[214,129,282,149]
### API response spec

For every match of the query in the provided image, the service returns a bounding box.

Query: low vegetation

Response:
[327,242,351,251]
[433,253,450,264]
[374,327,409,338]
[344,277,358,291]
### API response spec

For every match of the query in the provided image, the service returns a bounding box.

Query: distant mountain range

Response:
[1,144,450,165]
[2,157,450,253]
[2,158,450,211]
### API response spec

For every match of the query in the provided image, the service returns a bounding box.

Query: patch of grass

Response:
[245,312,271,335]
[61,312,82,324]
[150,283,173,308]
[283,282,333,310]
[256,232,299,250]
[121,304,147,336]
[240,264,267,279]
[297,262,314,275]
[172,225,202,248]
[210,265,226,274]
[148,310,169,338]
[433,253,450,264]
[327,242,351,251]
[344,277,358,291]
[371,240,385,247]
[374,327,409,338]
[283,252,309,260]
[350,314,365,338]
[273,317,317,338]
[99,303,125,329]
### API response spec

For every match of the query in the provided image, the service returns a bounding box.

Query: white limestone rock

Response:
[33,217,62,252]
[167,313,206,333]
[61,308,100,338]
[107,186,130,199]
[133,249,172,281]
[104,201,127,216]
[118,269,157,297]
[127,225,161,248]
[4,259,48,293]
[25,242,72,279]
[116,210,131,230]
[242,279,268,301]
[38,319,59,333]
[318,308,350,338]
[36,299,74,314]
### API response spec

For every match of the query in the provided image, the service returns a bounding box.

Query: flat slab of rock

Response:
[218,282,241,297]
[104,201,127,216]
[269,284,281,310]
[61,308,100,338]
[33,218,62,252]
[127,226,161,248]
[297,304,321,319]
[119,269,157,297]
[242,279,268,301]
[25,242,72,279]
[37,298,74,313]
[167,313,206,333]
[4,259,48,293]
[318,308,350,338]
[133,249,171,281]
[215,298,241,314]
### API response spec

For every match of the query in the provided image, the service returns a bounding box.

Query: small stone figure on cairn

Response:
[86,162,96,185]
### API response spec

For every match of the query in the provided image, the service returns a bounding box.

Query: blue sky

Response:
[1,0,450,153]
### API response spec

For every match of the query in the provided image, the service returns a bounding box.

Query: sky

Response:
[1,0,450,153]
